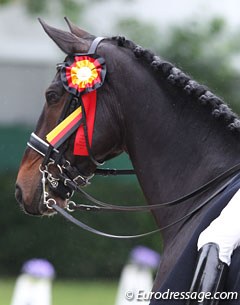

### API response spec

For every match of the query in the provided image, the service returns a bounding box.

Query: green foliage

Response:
[0,0,9,4]
[116,17,240,114]
[0,169,161,278]
[117,18,160,50]
[25,0,47,14]
[0,126,31,171]
[0,0,85,21]
[60,0,85,22]
[159,18,240,112]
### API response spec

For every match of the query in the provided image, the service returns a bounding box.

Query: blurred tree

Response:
[0,0,129,21]
[0,0,86,20]
[116,18,160,50]
[25,0,47,14]
[116,17,240,113]
[60,0,85,21]
[25,0,85,21]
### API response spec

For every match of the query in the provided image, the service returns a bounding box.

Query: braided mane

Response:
[112,36,240,133]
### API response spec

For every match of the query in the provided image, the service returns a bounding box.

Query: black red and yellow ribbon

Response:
[46,105,83,149]
[46,55,106,156]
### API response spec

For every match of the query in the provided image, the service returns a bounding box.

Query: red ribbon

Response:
[73,90,97,156]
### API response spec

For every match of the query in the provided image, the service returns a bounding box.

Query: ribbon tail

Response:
[74,90,97,155]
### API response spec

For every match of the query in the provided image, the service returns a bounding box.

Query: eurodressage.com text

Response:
[125,289,239,303]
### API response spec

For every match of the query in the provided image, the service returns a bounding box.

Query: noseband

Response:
[27,37,240,239]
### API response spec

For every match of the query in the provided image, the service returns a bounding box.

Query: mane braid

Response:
[112,36,240,133]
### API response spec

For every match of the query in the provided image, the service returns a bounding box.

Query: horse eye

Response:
[46,91,60,104]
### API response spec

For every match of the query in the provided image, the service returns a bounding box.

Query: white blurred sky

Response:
[87,0,240,34]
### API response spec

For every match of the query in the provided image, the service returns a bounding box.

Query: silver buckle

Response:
[66,201,76,212]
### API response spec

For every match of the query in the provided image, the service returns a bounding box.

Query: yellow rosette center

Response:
[71,60,98,89]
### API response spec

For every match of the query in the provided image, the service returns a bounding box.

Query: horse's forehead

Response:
[47,79,62,91]
[47,72,63,91]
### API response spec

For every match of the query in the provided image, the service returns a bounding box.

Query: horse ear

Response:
[64,17,93,39]
[38,18,89,54]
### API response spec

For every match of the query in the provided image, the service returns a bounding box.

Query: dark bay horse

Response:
[15,19,240,304]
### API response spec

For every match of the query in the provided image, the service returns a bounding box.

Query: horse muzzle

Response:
[15,182,45,215]
[15,180,68,216]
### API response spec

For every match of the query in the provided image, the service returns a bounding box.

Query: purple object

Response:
[130,246,160,268]
[21,259,55,279]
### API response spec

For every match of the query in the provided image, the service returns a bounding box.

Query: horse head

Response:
[15,19,124,215]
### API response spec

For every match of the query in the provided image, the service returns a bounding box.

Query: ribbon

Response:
[74,90,97,156]
[46,106,83,149]
[46,90,97,156]
[46,54,106,155]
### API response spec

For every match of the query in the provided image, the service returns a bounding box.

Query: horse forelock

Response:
[111,36,240,134]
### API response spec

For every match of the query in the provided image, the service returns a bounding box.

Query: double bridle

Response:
[27,37,240,239]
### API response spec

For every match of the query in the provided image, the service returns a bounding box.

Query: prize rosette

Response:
[61,55,106,96]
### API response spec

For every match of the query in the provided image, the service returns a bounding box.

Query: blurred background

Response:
[1,0,240,304]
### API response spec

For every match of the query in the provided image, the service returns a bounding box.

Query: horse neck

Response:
[118,69,240,240]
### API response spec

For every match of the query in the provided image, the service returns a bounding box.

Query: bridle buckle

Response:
[75,172,95,186]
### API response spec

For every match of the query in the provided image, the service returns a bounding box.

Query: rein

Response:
[27,36,240,239]
[49,175,236,239]
[29,131,240,238]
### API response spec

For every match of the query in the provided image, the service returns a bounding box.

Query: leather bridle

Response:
[27,37,240,239]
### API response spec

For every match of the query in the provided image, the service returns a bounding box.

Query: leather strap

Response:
[65,166,240,211]
[50,175,235,239]
[51,203,161,239]
[88,37,105,54]
[28,133,240,211]
[95,168,135,176]
[27,133,135,176]
[27,133,59,159]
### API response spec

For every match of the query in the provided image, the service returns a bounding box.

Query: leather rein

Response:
[27,37,240,239]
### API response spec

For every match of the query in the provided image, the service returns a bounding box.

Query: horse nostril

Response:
[15,184,23,206]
